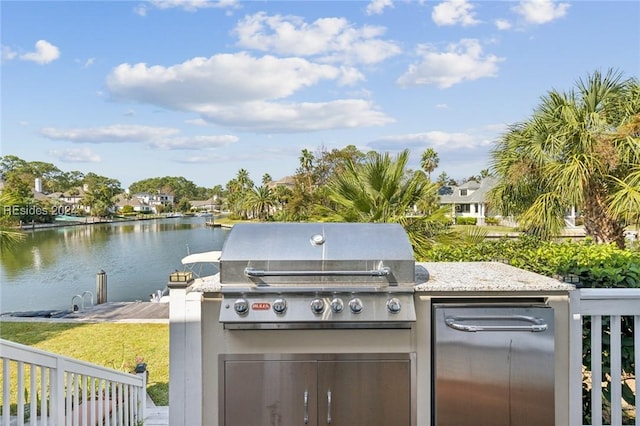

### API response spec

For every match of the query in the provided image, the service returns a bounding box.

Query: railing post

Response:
[168,271,202,426]
[136,371,147,422]
[50,357,66,426]
[568,289,583,426]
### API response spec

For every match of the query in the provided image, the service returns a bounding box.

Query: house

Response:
[438,177,497,225]
[267,175,296,190]
[190,196,218,213]
[114,193,153,214]
[135,192,174,208]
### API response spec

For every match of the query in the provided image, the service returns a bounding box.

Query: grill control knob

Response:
[349,298,363,314]
[273,298,287,314]
[330,297,344,313]
[233,298,249,316]
[386,297,402,314]
[310,298,325,314]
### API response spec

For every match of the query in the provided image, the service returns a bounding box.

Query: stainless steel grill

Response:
[217,222,417,329]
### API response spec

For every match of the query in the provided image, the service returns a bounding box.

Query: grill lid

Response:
[219,222,415,287]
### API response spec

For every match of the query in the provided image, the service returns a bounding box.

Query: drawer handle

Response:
[445,315,548,332]
[327,390,332,424]
[303,390,309,424]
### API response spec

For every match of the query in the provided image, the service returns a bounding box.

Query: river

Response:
[0,217,229,313]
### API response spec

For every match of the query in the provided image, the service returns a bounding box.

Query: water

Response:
[0,217,229,313]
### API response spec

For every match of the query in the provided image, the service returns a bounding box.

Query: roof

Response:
[439,177,497,204]
[267,175,296,189]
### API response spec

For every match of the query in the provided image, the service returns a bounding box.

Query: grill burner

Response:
[218,222,417,329]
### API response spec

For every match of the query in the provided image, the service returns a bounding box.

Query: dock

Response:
[1,301,169,323]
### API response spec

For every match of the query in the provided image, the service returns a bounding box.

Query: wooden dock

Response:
[65,301,169,322]
[1,302,169,323]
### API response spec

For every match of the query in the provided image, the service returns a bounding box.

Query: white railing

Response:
[0,339,146,426]
[570,288,640,426]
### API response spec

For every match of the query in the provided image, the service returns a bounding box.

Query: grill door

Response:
[222,360,318,426]
[317,360,412,426]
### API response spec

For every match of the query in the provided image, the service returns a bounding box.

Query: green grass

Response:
[0,322,169,406]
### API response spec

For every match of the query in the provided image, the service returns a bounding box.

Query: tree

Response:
[0,191,25,249]
[298,149,314,190]
[244,186,277,220]
[128,176,203,204]
[489,69,640,247]
[261,173,272,186]
[323,149,432,222]
[235,169,253,191]
[420,148,439,180]
[82,173,122,217]
[322,149,444,255]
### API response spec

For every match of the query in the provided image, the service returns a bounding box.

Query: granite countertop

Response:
[191,261,574,294]
[414,261,575,293]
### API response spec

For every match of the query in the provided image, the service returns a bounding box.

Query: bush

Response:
[455,217,477,225]
[485,217,500,226]
[424,237,640,288]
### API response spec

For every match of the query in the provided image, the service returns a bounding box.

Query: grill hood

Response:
[219,222,416,287]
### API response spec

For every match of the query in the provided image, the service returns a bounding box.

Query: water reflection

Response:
[0,217,228,313]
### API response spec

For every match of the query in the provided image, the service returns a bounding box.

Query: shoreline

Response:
[16,214,228,231]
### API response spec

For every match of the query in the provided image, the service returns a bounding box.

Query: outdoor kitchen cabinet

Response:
[220,354,414,426]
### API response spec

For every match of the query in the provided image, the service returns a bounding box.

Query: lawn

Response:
[0,321,169,406]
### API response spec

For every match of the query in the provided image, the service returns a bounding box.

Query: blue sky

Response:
[1,0,638,190]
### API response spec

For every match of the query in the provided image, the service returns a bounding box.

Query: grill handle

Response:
[244,267,391,277]
[444,315,549,332]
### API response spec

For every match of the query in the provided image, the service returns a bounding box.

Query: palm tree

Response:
[322,149,441,255]
[489,69,640,247]
[420,148,439,180]
[0,191,25,249]
[235,169,253,191]
[298,149,314,190]
[244,186,277,220]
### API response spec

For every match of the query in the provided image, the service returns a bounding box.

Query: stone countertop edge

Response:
[414,261,575,292]
[191,261,575,293]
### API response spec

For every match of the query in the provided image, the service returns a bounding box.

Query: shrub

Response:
[424,237,640,288]
[455,217,477,225]
[484,217,500,226]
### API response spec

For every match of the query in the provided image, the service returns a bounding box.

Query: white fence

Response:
[570,288,640,426]
[0,339,145,426]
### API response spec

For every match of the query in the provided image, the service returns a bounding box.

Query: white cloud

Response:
[148,134,238,150]
[40,124,180,143]
[233,13,401,65]
[197,99,394,133]
[20,40,60,64]
[106,52,392,133]
[369,131,479,150]
[432,0,480,27]
[135,0,239,15]
[1,45,17,62]
[185,118,209,126]
[397,39,504,88]
[40,124,239,151]
[514,0,570,24]
[366,0,394,16]
[48,147,101,163]
[495,19,512,30]
[107,53,343,107]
